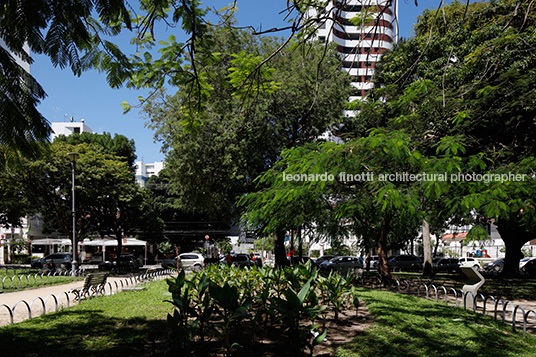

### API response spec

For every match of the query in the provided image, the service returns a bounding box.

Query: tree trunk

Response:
[377,218,392,278]
[496,217,533,277]
[274,230,287,267]
[298,226,303,259]
[422,219,433,276]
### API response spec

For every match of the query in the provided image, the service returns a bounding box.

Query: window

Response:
[73,127,80,134]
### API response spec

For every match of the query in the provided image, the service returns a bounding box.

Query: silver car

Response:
[319,256,363,275]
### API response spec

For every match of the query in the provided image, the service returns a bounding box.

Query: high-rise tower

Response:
[307,0,399,116]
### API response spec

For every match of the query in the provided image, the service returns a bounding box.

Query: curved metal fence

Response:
[356,275,536,338]
[1,268,86,290]
[0,269,173,326]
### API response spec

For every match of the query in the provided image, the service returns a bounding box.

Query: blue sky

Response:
[32,0,448,163]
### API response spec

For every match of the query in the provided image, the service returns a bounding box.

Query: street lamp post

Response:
[68,152,79,274]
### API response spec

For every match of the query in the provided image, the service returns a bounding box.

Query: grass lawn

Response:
[0,280,174,357]
[1,279,535,356]
[338,288,536,357]
[0,269,82,292]
[385,272,536,301]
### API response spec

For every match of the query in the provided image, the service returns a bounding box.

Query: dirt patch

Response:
[146,300,373,357]
[313,302,373,357]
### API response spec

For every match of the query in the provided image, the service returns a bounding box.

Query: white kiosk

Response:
[460,266,485,309]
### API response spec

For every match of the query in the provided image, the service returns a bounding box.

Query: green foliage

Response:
[240,131,427,275]
[164,263,356,355]
[216,240,233,255]
[2,138,161,245]
[157,240,174,256]
[320,273,352,322]
[0,0,131,156]
[144,24,350,221]
[253,236,275,252]
[53,132,137,169]
[342,0,536,276]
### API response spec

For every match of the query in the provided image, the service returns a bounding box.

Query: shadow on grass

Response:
[0,309,171,357]
[349,290,536,357]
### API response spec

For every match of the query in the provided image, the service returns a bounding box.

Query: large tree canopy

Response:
[0,133,161,259]
[241,130,438,272]
[144,23,351,221]
[346,0,536,275]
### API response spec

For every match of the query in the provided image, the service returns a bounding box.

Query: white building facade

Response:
[51,118,93,141]
[307,0,399,116]
[135,160,165,187]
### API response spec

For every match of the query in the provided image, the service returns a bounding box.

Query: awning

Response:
[30,238,71,246]
[80,237,146,246]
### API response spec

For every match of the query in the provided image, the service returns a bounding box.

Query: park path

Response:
[0,271,172,327]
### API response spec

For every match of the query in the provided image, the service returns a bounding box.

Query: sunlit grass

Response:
[2,274,536,356]
[0,280,173,356]
[337,288,536,357]
[0,269,82,292]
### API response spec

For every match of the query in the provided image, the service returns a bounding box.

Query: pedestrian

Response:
[225,252,233,267]
[46,259,56,274]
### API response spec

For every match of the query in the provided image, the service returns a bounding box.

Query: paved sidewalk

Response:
[0,274,168,327]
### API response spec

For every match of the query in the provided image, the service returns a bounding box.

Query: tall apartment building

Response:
[307,0,399,116]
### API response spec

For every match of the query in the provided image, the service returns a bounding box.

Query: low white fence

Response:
[357,275,536,337]
[0,269,173,326]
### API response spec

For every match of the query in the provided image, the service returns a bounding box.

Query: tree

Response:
[144,168,229,250]
[144,23,351,222]
[241,131,430,275]
[54,132,138,169]
[348,0,536,275]
[0,0,131,156]
[8,137,160,260]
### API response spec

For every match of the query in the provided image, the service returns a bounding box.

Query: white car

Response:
[458,257,481,271]
[519,257,536,271]
[178,252,205,270]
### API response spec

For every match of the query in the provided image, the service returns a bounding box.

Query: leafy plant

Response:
[273,278,326,355]
[209,280,252,355]
[165,270,198,354]
[321,272,352,322]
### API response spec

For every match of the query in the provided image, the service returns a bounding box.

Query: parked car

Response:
[433,258,460,273]
[521,258,536,276]
[220,253,254,268]
[458,257,481,271]
[388,255,422,272]
[178,252,205,270]
[31,253,73,270]
[519,257,536,271]
[162,252,205,270]
[289,256,312,265]
[99,254,141,272]
[319,256,363,275]
[313,255,336,266]
[483,258,504,273]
